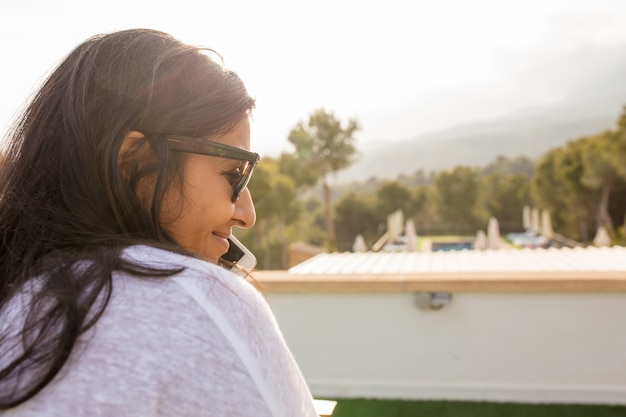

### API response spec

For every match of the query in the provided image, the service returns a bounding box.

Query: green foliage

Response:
[579,132,622,232]
[277,152,318,189]
[375,181,414,221]
[529,122,626,243]
[287,108,360,250]
[295,196,327,247]
[531,143,598,241]
[251,158,300,224]
[238,157,301,269]
[481,155,535,177]
[613,106,626,179]
[397,169,437,187]
[434,166,482,233]
[411,185,439,229]
[579,133,618,189]
[246,105,626,264]
[479,173,531,233]
[287,108,359,179]
[330,156,537,248]
[333,192,378,251]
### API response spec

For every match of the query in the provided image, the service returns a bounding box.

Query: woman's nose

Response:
[233,188,256,228]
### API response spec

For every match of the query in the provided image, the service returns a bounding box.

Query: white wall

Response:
[267,291,626,404]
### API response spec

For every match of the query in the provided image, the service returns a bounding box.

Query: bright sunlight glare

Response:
[2,0,626,156]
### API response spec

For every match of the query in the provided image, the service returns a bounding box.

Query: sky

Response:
[2,0,626,157]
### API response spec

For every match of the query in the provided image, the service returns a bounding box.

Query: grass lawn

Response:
[330,399,626,417]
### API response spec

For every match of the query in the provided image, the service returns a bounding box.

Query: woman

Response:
[0,29,317,416]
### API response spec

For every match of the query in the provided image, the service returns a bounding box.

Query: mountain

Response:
[335,93,625,183]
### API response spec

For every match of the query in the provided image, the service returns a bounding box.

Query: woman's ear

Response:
[118,131,146,180]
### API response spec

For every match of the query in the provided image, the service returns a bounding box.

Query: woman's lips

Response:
[211,232,231,256]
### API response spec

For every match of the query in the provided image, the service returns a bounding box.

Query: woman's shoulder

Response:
[120,245,247,291]
[118,244,267,318]
[121,244,223,274]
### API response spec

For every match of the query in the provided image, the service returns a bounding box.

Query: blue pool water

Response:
[432,242,474,251]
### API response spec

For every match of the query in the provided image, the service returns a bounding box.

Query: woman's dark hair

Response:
[0,29,255,408]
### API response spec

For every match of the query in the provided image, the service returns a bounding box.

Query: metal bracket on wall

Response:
[414,292,453,311]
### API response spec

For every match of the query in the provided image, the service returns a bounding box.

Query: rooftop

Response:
[256,246,626,293]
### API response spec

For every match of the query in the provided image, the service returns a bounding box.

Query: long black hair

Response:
[0,29,255,408]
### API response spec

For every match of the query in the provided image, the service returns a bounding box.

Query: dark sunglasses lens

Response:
[232,161,255,202]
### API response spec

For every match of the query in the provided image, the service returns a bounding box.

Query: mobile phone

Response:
[219,235,257,275]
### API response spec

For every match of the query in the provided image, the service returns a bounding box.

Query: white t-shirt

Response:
[4,245,317,417]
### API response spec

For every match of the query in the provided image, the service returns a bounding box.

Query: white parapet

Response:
[267,290,626,405]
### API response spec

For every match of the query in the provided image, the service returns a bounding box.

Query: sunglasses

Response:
[166,135,260,202]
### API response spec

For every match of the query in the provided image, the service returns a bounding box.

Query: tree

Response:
[611,105,626,180]
[479,172,531,233]
[375,181,414,222]
[333,192,377,251]
[241,157,300,269]
[580,132,620,234]
[410,185,438,233]
[276,151,318,189]
[609,106,626,241]
[433,166,481,234]
[531,143,597,241]
[288,108,359,250]
[480,155,535,177]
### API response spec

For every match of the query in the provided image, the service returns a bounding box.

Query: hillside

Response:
[335,94,625,183]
